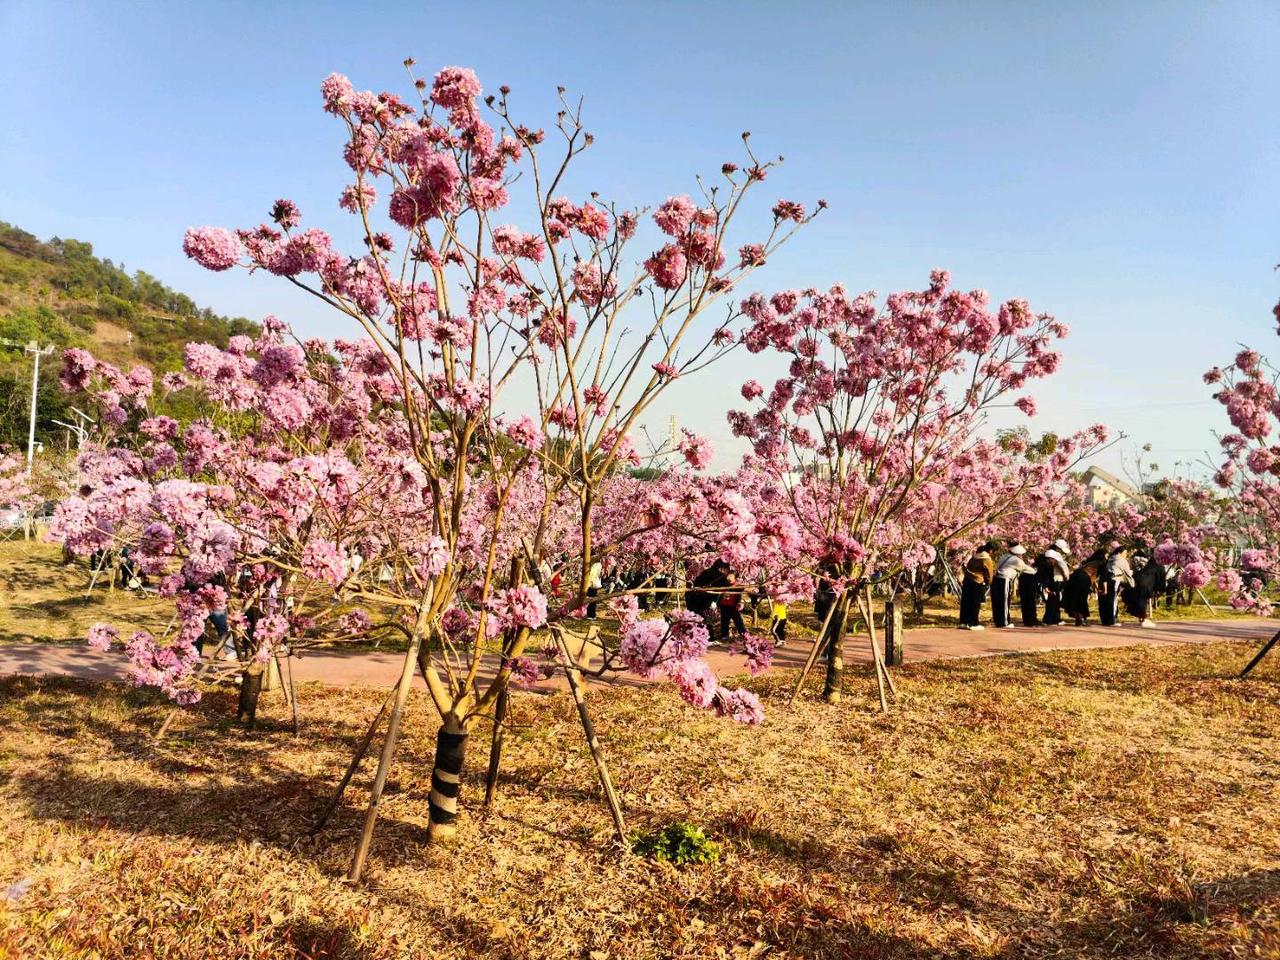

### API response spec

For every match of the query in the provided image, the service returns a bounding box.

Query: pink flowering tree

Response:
[1127,478,1232,606]
[52,333,465,723]
[729,272,1077,704]
[0,449,34,515]
[1204,302,1280,622]
[175,62,816,871]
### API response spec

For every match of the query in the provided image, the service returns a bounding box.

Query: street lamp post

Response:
[0,338,56,475]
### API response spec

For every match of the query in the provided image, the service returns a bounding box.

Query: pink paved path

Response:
[1,618,1275,694]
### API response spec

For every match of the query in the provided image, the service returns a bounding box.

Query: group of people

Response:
[685,559,788,647]
[959,539,1168,630]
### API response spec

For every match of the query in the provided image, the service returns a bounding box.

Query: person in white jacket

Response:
[585,559,603,620]
[1038,539,1072,626]
[993,543,1035,628]
[1099,546,1134,626]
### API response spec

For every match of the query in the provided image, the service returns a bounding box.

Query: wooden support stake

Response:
[483,687,509,809]
[787,595,841,706]
[883,600,904,667]
[348,631,422,882]
[309,687,395,836]
[484,557,525,808]
[1196,587,1220,617]
[554,626,627,844]
[1240,628,1280,679]
[858,590,889,713]
[283,652,299,736]
[85,552,109,599]
[867,590,898,701]
[153,656,222,741]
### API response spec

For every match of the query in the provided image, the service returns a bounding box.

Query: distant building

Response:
[1082,466,1143,510]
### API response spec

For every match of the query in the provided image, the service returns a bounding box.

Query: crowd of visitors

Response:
[960,539,1168,631]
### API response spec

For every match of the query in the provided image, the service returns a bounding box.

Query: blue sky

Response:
[2,0,1277,478]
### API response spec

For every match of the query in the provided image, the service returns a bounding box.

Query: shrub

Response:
[630,822,722,866]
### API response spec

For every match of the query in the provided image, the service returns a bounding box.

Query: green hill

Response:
[0,221,257,450]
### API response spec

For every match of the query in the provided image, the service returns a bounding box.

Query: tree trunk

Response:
[821,595,849,704]
[237,666,264,727]
[426,713,469,844]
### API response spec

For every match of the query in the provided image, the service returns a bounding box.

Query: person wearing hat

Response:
[993,542,1035,628]
[1035,539,1073,626]
[958,541,997,630]
[1123,546,1165,627]
[1098,545,1134,626]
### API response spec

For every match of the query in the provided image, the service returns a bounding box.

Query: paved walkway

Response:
[1,617,1275,694]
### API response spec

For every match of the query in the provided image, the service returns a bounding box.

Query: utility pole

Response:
[0,338,56,475]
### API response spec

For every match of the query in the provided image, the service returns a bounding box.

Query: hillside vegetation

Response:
[0,221,256,449]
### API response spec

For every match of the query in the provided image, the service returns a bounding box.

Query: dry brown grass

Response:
[1,637,1278,959]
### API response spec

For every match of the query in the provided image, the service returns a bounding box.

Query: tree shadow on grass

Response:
[0,675,443,860]
[9,758,446,875]
[270,919,369,960]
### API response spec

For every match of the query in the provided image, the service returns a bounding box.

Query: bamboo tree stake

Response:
[787,595,842,706]
[1195,587,1220,616]
[867,587,897,700]
[553,625,627,844]
[1240,628,1280,679]
[283,651,299,736]
[483,687,509,808]
[153,654,224,741]
[348,629,423,882]
[857,592,888,712]
[309,687,396,836]
[859,587,896,712]
[84,551,110,599]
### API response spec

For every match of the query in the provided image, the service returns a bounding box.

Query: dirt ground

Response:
[1,637,1278,959]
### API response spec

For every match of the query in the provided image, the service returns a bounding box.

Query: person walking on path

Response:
[585,559,603,620]
[993,543,1035,628]
[1124,549,1166,627]
[959,542,997,630]
[1099,545,1135,626]
[768,597,788,647]
[1038,539,1073,626]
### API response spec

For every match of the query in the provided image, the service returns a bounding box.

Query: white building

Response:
[1082,466,1143,510]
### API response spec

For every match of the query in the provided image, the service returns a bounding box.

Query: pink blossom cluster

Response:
[614,600,763,724]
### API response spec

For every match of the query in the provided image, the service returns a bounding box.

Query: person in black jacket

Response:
[959,543,997,630]
[1123,551,1166,627]
[686,559,729,634]
[1019,551,1045,626]
[1037,540,1072,626]
[1063,549,1107,626]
